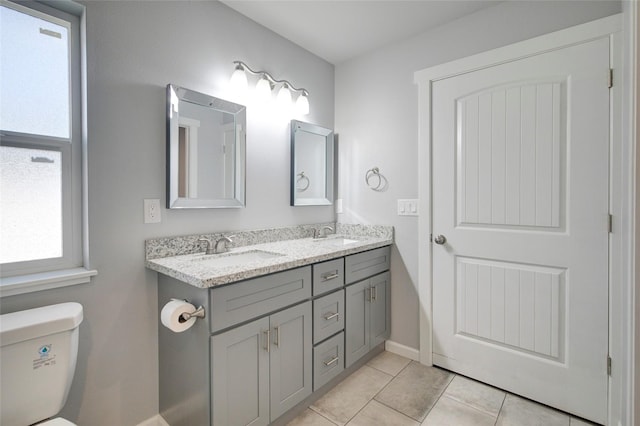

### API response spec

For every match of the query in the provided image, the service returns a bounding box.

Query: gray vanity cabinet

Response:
[211,301,312,425]
[158,245,391,426]
[345,271,390,368]
[210,316,270,426]
[211,303,312,425]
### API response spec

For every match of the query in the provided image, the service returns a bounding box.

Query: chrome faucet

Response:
[313,226,334,239]
[214,235,235,254]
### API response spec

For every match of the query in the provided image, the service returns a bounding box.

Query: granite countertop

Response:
[145,224,393,288]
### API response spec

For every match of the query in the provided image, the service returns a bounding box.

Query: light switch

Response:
[397,199,419,216]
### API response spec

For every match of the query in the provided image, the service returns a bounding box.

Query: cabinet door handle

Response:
[322,272,339,281]
[263,329,271,353]
[368,287,373,303]
[371,286,377,302]
[323,356,339,366]
[274,326,280,348]
[324,312,339,321]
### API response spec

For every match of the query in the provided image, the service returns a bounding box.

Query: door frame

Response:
[414,13,635,426]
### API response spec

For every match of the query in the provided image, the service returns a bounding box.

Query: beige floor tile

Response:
[496,394,570,426]
[288,409,337,426]
[367,351,412,376]
[311,365,393,426]
[374,362,454,422]
[443,375,506,417]
[346,400,420,426]
[421,396,497,426]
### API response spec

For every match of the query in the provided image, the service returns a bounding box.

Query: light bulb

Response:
[295,93,309,115]
[230,66,248,95]
[277,84,292,108]
[256,76,272,102]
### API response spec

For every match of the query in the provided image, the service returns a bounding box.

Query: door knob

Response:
[434,235,447,245]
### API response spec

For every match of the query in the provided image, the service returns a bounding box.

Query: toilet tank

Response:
[0,303,83,426]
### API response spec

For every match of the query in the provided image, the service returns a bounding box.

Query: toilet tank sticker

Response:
[33,344,56,370]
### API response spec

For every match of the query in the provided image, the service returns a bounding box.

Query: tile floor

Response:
[287,351,597,426]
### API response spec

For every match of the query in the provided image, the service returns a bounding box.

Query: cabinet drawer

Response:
[312,258,344,296]
[345,246,391,284]
[313,290,344,344]
[209,266,311,333]
[313,332,344,391]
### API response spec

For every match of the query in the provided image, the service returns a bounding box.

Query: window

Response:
[0,0,94,295]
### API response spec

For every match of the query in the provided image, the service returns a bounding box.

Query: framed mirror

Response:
[290,120,334,206]
[166,84,246,208]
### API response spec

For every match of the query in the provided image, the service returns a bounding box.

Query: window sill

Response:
[0,267,98,297]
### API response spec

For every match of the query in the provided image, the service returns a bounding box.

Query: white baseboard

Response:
[136,414,170,426]
[385,340,420,361]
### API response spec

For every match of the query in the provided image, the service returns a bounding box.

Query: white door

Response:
[431,37,610,423]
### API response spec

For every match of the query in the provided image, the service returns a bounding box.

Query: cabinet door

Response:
[269,301,312,421]
[211,317,270,426]
[345,279,370,368]
[370,272,390,348]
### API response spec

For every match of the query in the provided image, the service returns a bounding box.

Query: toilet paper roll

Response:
[161,300,197,333]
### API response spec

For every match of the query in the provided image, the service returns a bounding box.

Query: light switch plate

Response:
[335,198,343,214]
[144,199,161,223]
[397,199,419,216]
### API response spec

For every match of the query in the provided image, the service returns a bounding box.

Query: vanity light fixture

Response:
[231,60,310,115]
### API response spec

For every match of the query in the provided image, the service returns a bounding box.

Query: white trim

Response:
[414,14,621,84]
[627,1,638,425]
[415,13,629,424]
[0,268,97,297]
[385,340,420,361]
[136,415,170,426]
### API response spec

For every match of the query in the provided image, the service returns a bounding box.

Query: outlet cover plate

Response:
[144,199,161,223]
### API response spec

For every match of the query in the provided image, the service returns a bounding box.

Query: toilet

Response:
[0,302,83,426]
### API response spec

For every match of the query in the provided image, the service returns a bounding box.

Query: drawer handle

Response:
[323,356,339,366]
[322,272,339,281]
[263,329,270,353]
[324,312,339,321]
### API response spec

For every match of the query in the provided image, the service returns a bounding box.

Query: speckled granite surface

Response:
[145,223,393,288]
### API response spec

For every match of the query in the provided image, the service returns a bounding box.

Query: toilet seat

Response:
[39,418,77,426]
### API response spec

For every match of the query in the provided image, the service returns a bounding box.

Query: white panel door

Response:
[432,37,609,423]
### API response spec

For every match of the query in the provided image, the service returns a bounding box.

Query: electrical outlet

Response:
[144,199,161,224]
[335,198,343,214]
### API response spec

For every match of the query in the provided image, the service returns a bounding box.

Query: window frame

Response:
[0,0,95,296]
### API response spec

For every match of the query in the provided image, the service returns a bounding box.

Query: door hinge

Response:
[608,69,613,88]
[607,355,612,375]
[608,214,613,233]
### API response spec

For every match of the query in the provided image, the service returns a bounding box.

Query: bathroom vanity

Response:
[146,224,392,426]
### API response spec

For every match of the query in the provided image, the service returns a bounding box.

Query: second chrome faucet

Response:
[198,235,235,254]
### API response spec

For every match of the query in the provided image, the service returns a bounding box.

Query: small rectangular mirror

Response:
[167,85,246,208]
[290,120,334,206]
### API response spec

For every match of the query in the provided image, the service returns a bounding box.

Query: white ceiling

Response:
[221,0,501,64]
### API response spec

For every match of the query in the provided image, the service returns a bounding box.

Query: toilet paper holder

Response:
[171,298,206,322]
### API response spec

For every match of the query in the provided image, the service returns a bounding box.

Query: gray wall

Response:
[335,0,622,351]
[0,1,334,425]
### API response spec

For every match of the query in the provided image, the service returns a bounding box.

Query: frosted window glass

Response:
[0,146,62,263]
[0,5,70,138]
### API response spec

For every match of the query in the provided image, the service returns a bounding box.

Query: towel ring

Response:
[365,167,387,191]
[296,171,310,192]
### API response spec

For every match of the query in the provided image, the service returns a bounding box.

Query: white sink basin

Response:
[313,236,359,246]
[192,250,284,267]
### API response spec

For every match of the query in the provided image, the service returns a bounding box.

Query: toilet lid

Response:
[39,418,77,426]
